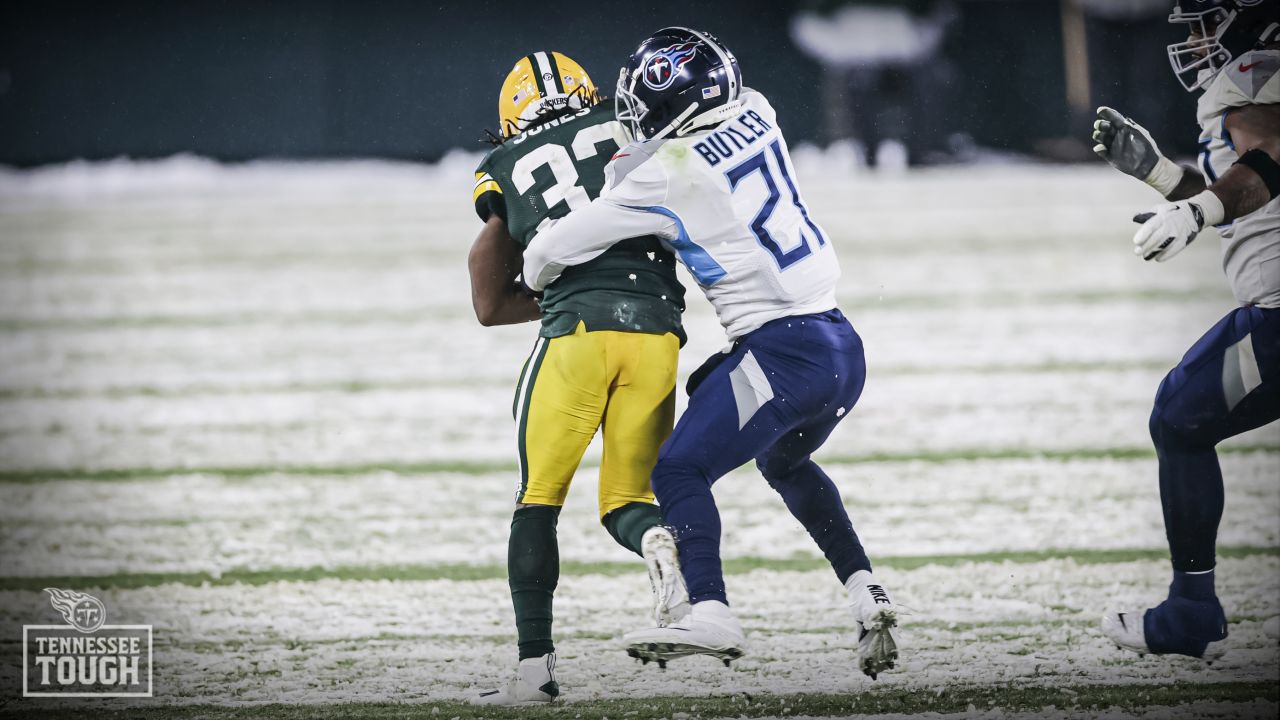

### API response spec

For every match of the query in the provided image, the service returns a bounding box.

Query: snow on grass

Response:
[3,160,1274,473]
[1,453,1275,579]
[0,159,1276,713]
[0,556,1274,707]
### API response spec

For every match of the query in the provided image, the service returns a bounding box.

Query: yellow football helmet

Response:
[498,51,598,138]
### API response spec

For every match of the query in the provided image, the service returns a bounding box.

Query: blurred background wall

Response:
[0,0,1199,167]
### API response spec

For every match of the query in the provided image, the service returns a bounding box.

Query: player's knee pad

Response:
[650,459,711,501]
[756,453,804,486]
[1148,394,1213,454]
[1149,400,1180,453]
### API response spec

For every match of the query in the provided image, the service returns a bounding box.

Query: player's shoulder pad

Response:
[738,87,777,125]
[1211,49,1280,109]
[602,140,667,205]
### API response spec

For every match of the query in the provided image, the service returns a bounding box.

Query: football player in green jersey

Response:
[467,51,689,704]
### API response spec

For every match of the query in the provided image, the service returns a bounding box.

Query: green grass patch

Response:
[0,359,1181,402]
[0,285,1224,335]
[3,443,1274,484]
[3,545,1273,592]
[3,681,1274,719]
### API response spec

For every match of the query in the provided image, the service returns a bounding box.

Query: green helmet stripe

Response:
[525,54,548,97]
[546,52,566,94]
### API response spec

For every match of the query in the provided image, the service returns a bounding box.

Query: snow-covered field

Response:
[0,156,1276,718]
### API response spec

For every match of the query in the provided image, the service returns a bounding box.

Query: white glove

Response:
[1093,106,1183,196]
[1131,190,1225,262]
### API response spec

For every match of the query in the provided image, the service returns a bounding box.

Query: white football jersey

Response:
[523,90,840,339]
[1196,48,1280,309]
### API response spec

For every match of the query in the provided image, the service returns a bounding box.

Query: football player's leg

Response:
[757,425,869,583]
[627,343,827,664]
[759,420,899,678]
[598,330,679,554]
[508,329,608,663]
[755,322,869,585]
[652,347,798,606]
[626,362,787,662]
[754,316,895,677]
[1152,307,1279,575]
[1106,306,1279,658]
[597,330,686,624]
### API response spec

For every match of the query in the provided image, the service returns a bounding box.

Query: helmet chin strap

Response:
[645,97,745,141]
[648,103,699,142]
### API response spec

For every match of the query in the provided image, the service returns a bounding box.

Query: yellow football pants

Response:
[513,322,678,518]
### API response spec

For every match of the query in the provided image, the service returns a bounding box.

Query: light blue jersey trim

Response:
[627,205,727,286]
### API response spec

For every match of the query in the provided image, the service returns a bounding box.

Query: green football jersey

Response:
[473,103,685,343]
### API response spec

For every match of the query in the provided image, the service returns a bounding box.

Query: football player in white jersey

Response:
[522,27,899,679]
[1092,0,1280,659]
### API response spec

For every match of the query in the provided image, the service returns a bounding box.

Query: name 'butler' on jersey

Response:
[525,27,839,340]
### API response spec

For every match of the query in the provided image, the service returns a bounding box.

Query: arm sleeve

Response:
[522,199,676,291]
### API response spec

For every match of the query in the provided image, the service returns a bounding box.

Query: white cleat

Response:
[624,599,745,668]
[472,653,559,705]
[1102,606,1228,662]
[1101,609,1149,655]
[642,526,690,626]
[846,570,899,679]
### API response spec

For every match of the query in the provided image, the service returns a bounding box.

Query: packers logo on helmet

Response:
[498,51,599,138]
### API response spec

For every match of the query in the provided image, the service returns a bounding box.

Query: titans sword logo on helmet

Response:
[641,42,699,91]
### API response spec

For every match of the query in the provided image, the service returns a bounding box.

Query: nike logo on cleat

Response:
[1117,612,1128,631]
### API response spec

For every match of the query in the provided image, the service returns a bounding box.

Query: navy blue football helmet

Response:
[615,27,743,141]
[1167,0,1280,91]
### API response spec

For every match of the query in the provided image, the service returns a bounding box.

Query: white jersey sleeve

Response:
[521,151,675,291]
[1196,49,1280,308]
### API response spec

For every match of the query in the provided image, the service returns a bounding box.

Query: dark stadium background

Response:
[0,0,1199,166]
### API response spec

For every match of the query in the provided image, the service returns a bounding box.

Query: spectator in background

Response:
[790,0,958,169]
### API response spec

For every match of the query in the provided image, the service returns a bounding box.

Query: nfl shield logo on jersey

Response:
[642,42,699,91]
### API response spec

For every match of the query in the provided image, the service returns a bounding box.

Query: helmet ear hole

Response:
[616,27,742,141]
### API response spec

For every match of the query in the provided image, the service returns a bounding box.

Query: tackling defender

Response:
[1092,0,1279,659]
[467,51,689,703]
[522,28,899,679]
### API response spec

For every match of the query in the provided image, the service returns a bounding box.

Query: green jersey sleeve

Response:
[472,166,507,224]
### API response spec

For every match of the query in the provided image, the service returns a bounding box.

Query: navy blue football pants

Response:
[652,309,872,605]
[1151,305,1280,574]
